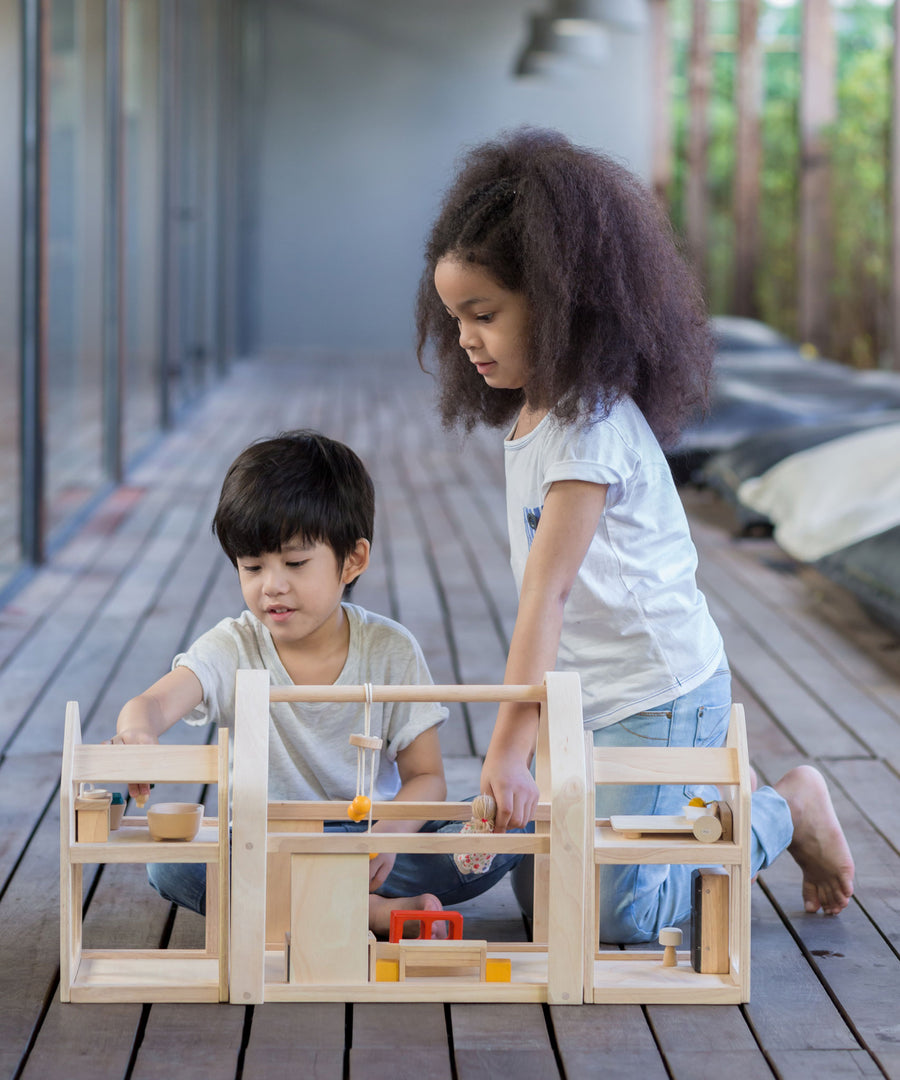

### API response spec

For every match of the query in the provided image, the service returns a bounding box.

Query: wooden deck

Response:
[1,351,899,1079]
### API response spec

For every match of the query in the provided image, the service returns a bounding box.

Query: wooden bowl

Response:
[147,802,203,842]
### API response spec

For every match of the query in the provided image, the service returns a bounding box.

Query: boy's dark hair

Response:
[415,127,713,448]
[213,431,375,573]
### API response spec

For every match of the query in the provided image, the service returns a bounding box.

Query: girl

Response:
[416,127,854,943]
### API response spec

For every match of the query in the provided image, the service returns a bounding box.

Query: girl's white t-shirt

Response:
[505,398,724,729]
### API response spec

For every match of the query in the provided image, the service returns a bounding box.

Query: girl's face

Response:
[434,257,531,392]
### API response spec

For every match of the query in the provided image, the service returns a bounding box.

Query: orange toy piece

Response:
[347,795,371,822]
[389,909,464,943]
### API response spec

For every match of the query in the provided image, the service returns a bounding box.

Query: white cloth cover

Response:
[737,423,900,561]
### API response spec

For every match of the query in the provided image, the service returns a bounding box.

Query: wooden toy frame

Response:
[585,704,752,1003]
[59,702,230,1002]
[59,674,752,1005]
[229,669,588,1004]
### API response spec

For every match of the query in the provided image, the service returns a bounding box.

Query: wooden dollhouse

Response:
[60,671,752,1004]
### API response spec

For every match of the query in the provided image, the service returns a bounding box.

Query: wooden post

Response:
[59,703,83,1003]
[732,0,762,317]
[230,669,271,1004]
[686,0,711,285]
[544,671,587,1005]
[798,0,836,352]
[649,0,672,209]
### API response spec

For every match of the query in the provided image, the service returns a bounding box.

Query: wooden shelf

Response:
[60,705,230,1004]
[593,824,742,865]
[70,952,222,1003]
[70,819,221,864]
[261,946,551,1003]
[586,705,752,1004]
[590,952,743,1004]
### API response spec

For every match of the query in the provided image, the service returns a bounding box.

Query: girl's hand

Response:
[368,851,396,891]
[481,752,539,832]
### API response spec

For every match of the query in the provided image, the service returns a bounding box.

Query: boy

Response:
[114,431,513,936]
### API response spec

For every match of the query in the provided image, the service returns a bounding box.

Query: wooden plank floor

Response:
[2,351,898,1079]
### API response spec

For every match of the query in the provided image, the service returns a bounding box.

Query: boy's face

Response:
[235,536,368,654]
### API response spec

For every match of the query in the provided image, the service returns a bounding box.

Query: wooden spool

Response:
[349,733,383,750]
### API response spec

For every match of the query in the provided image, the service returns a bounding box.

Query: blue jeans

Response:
[512,665,793,944]
[147,812,522,917]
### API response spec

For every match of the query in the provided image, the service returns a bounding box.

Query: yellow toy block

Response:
[485,958,511,983]
[375,958,400,982]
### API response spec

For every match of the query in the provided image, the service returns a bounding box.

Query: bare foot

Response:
[774,765,855,915]
[368,893,447,939]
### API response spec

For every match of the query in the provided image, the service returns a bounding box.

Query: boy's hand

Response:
[368,851,396,891]
[107,728,159,803]
[481,753,539,833]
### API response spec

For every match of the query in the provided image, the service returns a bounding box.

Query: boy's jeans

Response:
[147,814,522,917]
[513,665,793,944]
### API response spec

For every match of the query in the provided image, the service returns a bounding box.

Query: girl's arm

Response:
[483,478,608,831]
[368,724,446,890]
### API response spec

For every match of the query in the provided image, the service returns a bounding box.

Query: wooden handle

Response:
[270,683,547,705]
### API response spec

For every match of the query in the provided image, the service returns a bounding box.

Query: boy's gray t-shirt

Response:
[172,603,446,801]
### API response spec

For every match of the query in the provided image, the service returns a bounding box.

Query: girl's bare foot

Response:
[774,765,855,915]
[368,893,447,939]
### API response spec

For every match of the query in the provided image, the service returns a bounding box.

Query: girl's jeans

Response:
[513,665,793,944]
[147,815,521,917]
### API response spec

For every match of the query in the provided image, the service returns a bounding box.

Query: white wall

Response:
[256,0,652,352]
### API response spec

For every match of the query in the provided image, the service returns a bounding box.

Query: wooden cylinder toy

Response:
[691,814,723,843]
[659,926,682,967]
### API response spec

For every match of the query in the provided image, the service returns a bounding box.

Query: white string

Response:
[365,683,375,831]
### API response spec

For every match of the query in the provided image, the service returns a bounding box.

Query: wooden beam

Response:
[732,0,762,317]
[649,0,672,209]
[686,0,711,285]
[798,0,836,351]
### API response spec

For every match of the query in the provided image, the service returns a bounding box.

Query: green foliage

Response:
[757,42,800,340]
[830,40,891,367]
[668,0,893,367]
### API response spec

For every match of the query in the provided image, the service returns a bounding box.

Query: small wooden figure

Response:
[659,926,682,968]
[454,794,498,875]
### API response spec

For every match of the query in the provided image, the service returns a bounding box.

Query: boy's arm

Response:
[367,724,445,891]
[371,725,446,835]
[114,666,205,744]
[113,666,205,802]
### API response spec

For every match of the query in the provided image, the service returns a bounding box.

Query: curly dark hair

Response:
[415,127,713,448]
